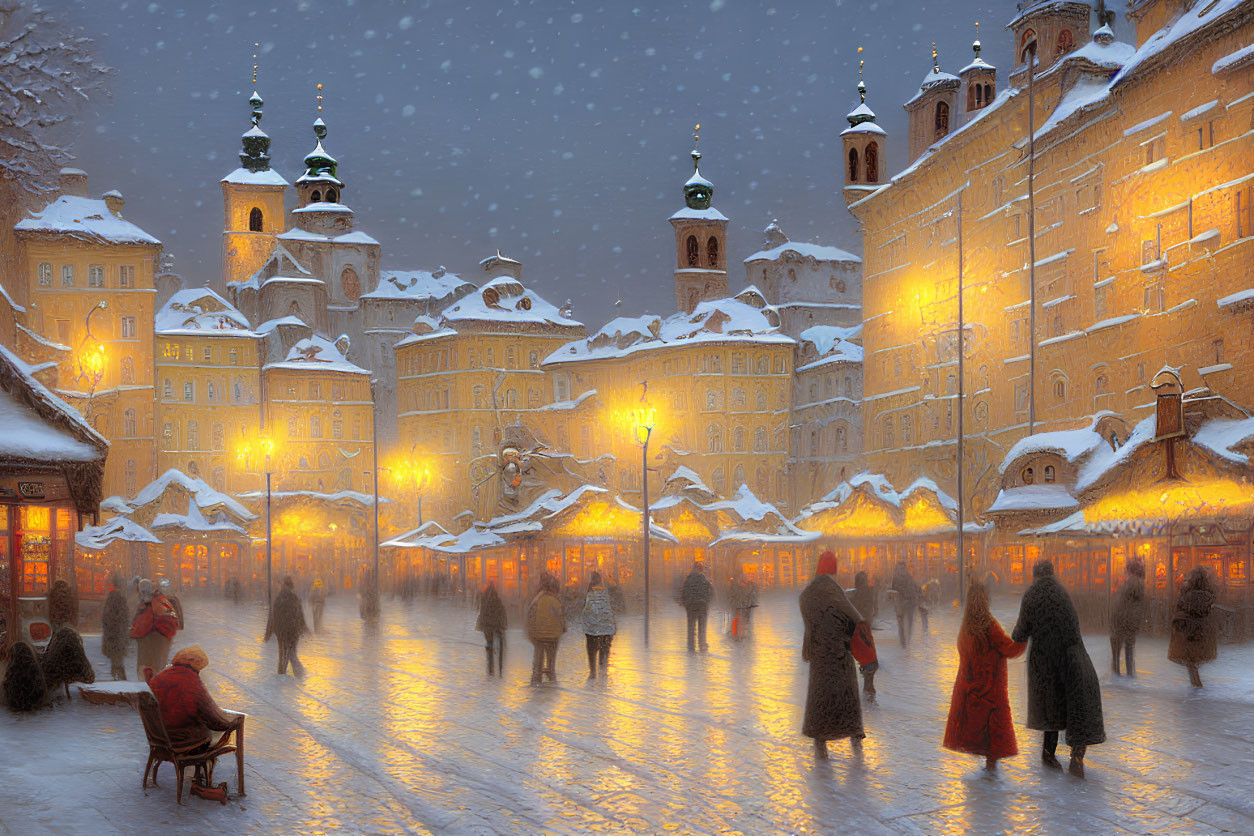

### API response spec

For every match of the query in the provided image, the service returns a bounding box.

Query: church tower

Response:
[220,48,287,293]
[905,44,961,164]
[1008,0,1092,81]
[960,25,997,114]
[671,126,728,314]
[842,55,887,197]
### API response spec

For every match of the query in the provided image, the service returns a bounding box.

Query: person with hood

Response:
[47,578,78,631]
[890,561,920,648]
[1109,556,1146,676]
[2,641,47,711]
[159,578,185,630]
[309,578,328,634]
[476,581,508,676]
[943,581,1026,770]
[264,576,309,676]
[1012,560,1106,777]
[101,571,131,680]
[681,562,714,652]
[131,578,180,681]
[581,571,616,680]
[800,552,865,758]
[148,645,242,749]
[527,573,566,685]
[1169,567,1218,688]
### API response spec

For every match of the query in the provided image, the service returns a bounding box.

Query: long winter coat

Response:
[100,587,131,663]
[943,620,1026,760]
[1110,574,1146,641]
[2,641,46,711]
[148,662,238,747]
[265,588,309,645]
[40,627,95,696]
[681,571,713,611]
[581,587,616,636]
[527,590,566,641]
[1011,573,1106,747]
[1168,587,1217,665]
[890,567,919,617]
[799,574,864,741]
[476,589,508,635]
[849,581,877,624]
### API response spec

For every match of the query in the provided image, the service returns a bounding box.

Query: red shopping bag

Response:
[851,621,877,667]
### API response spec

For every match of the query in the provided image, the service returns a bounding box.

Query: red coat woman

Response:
[943,581,1026,768]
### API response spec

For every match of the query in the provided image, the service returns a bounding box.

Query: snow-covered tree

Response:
[0,1,111,279]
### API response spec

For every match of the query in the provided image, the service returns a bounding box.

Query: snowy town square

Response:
[2,593,1253,835]
[2,0,1254,834]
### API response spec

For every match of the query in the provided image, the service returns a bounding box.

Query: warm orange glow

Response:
[552,500,648,540]
[1084,479,1254,524]
[805,492,901,538]
[900,494,954,535]
[78,341,106,383]
[666,509,716,544]
[235,434,276,467]
[383,455,435,491]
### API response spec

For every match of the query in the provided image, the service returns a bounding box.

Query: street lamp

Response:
[236,435,276,613]
[630,393,657,646]
[77,300,108,421]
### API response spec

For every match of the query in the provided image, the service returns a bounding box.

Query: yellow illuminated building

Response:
[263,333,375,494]
[394,259,585,523]
[220,87,287,293]
[844,0,1254,514]
[154,287,263,494]
[14,168,162,498]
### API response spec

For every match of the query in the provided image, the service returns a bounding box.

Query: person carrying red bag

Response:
[130,578,181,681]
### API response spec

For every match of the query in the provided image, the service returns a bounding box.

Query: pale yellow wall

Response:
[262,367,374,494]
[221,182,285,289]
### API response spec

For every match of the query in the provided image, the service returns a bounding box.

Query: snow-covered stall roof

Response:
[264,334,369,375]
[236,489,383,510]
[155,287,259,337]
[707,485,819,546]
[997,417,1111,475]
[75,517,161,551]
[130,469,256,522]
[15,195,160,246]
[546,296,793,365]
[151,499,248,536]
[0,344,107,465]
[362,269,473,304]
[987,484,1081,514]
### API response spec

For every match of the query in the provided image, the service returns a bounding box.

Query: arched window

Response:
[1055,29,1074,55]
[310,190,321,203]
[505,388,518,408]
[1021,29,1037,65]
[848,147,860,182]
[121,357,134,384]
[733,463,745,487]
[836,424,847,452]
[341,266,361,301]
[973,84,983,109]
[248,207,263,232]
[707,423,723,453]
[207,382,216,402]
[212,423,224,450]
[125,459,137,496]
[325,188,338,203]
[187,420,199,451]
[318,451,332,469]
[733,426,746,451]
[984,83,993,104]
[1054,378,1067,402]
[311,416,322,438]
[711,467,725,496]
[707,236,719,268]
[685,235,699,267]
[1095,372,1110,395]
[810,428,820,457]
[902,414,913,446]
[1044,465,1056,483]
[184,381,194,401]
[123,409,137,437]
[864,142,879,182]
[934,101,950,139]
[753,426,766,452]
[756,466,768,496]
[229,348,238,365]
[233,380,243,402]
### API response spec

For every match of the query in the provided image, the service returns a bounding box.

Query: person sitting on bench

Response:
[148,645,242,750]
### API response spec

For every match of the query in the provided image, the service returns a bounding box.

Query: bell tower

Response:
[220,44,287,293]
[670,125,729,314]
[842,52,887,198]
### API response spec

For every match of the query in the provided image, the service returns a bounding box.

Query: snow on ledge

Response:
[1217,288,1254,310]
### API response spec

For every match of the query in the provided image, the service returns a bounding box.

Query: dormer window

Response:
[1022,466,1035,485]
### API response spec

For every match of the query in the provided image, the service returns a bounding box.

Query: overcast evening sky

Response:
[57,0,1130,329]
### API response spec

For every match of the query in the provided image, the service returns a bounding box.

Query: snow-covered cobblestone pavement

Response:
[3,592,1253,834]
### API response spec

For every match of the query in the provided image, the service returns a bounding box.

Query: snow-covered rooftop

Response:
[75,516,161,551]
[155,287,258,337]
[130,468,256,521]
[416,276,584,336]
[743,240,860,264]
[986,484,1080,514]
[1114,0,1247,87]
[669,206,729,222]
[546,296,792,365]
[265,334,370,375]
[151,499,247,535]
[998,416,1111,474]
[221,167,289,187]
[16,195,160,246]
[362,269,473,303]
[797,324,863,366]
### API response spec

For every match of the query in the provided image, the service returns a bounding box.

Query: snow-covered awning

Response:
[76,517,161,551]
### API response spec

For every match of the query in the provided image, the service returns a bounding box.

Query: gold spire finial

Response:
[693,123,701,146]
[252,43,259,86]
[932,42,939,72]
[317,83,324,114]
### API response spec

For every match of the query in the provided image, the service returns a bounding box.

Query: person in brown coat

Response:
[1109,556,1146,676]
[1168,567,1218,688]
[265,576,309,676]
[476,582,507,676]
[799,552,864,759]
[526,573,565,685]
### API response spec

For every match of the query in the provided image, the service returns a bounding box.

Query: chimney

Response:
[103,189,125,217]
[58,168,88,198]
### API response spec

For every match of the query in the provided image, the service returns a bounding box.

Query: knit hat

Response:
[138,579,155,603]
[171,645,209,671]
[815,551,838,576]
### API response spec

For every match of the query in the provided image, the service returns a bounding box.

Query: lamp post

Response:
[237,436,275,613]
[78,300,108,421]
[631,394,656,647]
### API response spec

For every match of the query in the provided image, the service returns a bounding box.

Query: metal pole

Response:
[372,384,381,609]
[265,470,272,614]
[642,428,651,647]
[1027,43,1038,436]
[957,190,966,606]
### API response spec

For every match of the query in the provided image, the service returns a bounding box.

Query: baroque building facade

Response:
[844,0,1254,517]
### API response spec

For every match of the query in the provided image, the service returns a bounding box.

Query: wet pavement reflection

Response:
[3,591,1253,834]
